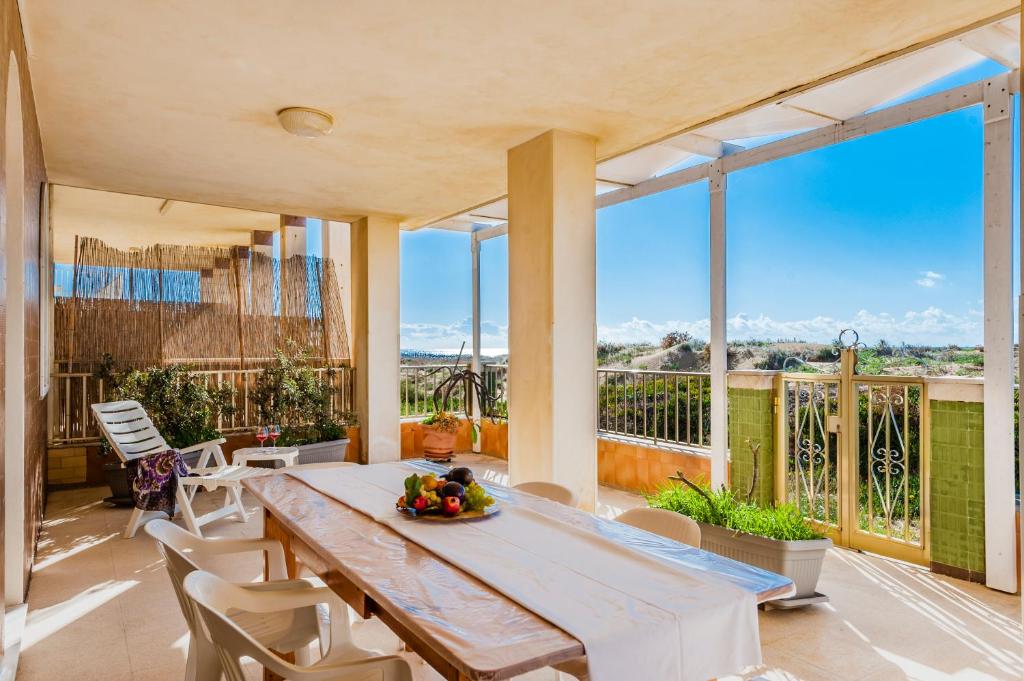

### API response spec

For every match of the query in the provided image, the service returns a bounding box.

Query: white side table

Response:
[232,446,300,469]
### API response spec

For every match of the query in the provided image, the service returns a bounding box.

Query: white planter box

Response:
[295,438,350,464]
[698,522,832,605]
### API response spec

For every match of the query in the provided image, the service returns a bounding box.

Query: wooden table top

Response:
[244,464,794,680]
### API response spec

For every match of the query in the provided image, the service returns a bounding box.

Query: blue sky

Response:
[400,59,1017,352]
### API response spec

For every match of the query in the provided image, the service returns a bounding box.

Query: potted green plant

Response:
[249,343,352,463]
[418,344,505,461]
[648,459,832,608]
[95,356,235,505]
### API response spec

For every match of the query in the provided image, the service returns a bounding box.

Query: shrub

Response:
[96,356,235,449]
[660,331,692,350]
[646,483,823,541]
[250,343,346,446]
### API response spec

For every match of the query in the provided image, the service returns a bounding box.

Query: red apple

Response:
[442,496,461,516]
[413,495,429,512]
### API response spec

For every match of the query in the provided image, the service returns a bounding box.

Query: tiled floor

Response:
[19,454,1024,681]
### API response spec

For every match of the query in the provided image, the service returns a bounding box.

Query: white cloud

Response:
[596,307,980,346]
[915,271,944,288]
[402,307,982,351]
[401,317,508,353]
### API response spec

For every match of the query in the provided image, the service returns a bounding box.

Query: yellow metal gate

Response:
[775,337,929,565]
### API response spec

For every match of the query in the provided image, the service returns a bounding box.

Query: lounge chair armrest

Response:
[179,438,227,454]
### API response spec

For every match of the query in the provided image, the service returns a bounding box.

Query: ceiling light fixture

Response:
[277,107,334,138]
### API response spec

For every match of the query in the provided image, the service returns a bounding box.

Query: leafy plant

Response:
[250,343,348,446]
[95,355,235,450]
[646,477,823,541]
[422,410,460,434]
[422,343,504,442]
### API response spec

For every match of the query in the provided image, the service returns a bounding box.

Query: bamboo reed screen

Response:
[55,238,349,371]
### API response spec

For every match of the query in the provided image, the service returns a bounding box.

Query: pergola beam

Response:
[960,28,1019,70]
[473,222,508,241]
[662,132,742,158]
[598,73,1013,211]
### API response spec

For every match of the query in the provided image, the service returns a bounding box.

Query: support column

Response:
[280,215,307,318]
[507,129,597,511]
[1018,20,1024,625]
[470,231,482,454]
[323,221,353,359]
[709,161,728,489]
[351,215,401,464]
[982,73,1015,593]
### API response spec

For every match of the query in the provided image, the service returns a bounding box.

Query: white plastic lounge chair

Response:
[185,569,413,681]
[91,399,273,538]
[147,518,353,681]
[513,480,580,507]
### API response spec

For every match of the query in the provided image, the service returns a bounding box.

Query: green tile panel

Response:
[929,399,984,576]
[728,387,775,505]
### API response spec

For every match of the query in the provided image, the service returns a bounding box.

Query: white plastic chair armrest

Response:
[190,537,289,580]
[179,438,227,454]
[241,579,316,593]
[294,655,411,681]
[231,585,339,614]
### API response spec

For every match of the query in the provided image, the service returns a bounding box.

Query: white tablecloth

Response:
[291,463,761,681]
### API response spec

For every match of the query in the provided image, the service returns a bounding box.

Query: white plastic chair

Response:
[185,570,412,681]
[615,507,702,547]
[146,518,353,681]
[513,481,579,507]
[92,399,271,538]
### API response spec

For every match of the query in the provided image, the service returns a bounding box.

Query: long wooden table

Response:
[244,466,794,681]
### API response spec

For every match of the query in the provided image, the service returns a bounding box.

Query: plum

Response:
[442,481,465,501]
[447,467,475,487]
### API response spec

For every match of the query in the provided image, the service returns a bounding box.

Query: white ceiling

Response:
[52,186,277,264]
[23,1,1017,229]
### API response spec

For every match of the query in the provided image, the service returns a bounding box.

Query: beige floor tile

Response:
[19,454,1024,681]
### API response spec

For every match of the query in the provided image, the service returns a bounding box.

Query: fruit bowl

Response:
[396,467,498,521]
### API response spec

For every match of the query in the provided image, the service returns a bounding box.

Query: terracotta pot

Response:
[421,424,457,461]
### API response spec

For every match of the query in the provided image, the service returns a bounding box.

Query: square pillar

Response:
[280,215,307,318]
[323,221,353,359]
[507,129,598,510]
[982,73,1015,593]
[351,215,401,464]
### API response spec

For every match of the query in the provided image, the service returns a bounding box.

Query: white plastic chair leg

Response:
[124,507,166,539]
[227,487,248,523]
[177,485,203,537]
[184,632,222,681]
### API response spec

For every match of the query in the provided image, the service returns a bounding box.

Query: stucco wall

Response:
[0,0,48,606]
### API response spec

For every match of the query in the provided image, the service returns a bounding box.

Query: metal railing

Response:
[597,369,711,449]
[400,364,509,418]
[48,366,356,445]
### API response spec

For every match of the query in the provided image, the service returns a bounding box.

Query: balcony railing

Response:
[597,369,711,450]
[48,366,356,446]
[400,364,509,419]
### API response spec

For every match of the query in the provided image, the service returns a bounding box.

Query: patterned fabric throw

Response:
[126,449,190,516]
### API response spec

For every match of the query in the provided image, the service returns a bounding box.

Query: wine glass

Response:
[269,425,281,449]
[256,426,269,450]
